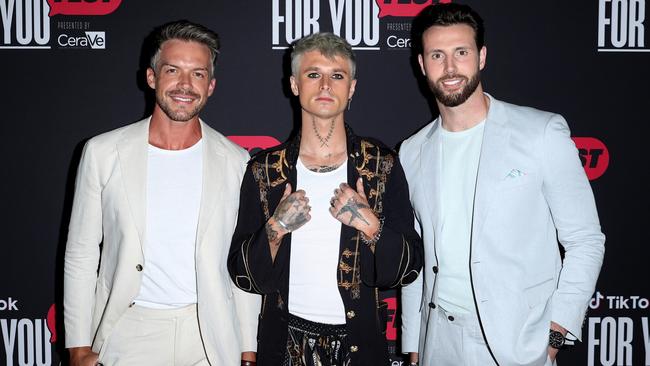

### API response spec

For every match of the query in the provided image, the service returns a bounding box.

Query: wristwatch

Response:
[549,329,566,349]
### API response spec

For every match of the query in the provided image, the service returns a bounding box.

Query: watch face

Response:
[549,330,565,349]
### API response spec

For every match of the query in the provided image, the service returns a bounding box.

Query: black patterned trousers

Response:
[283,314,351,366]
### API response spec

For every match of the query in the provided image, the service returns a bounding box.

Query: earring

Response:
[347,98,352,111]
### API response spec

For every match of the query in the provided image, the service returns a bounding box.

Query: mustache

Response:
[167,89,200,98]
[437,74,468,82]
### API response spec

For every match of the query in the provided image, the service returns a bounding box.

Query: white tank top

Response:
[288,158,347,324]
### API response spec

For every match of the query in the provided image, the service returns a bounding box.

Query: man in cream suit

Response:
[64,20,260,366]
[400,4,604,366]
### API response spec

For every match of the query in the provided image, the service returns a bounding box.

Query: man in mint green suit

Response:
[400,4,605,366]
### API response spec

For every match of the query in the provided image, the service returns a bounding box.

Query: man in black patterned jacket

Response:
[228,32,423,366]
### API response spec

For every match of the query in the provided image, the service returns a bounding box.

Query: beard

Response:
[156,89,204,122]
[429,70,481,108]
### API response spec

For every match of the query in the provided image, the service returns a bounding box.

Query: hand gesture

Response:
[266,184,311,261]
[329,178,379,238]
[265,183,311,261]
[272,183,311,233]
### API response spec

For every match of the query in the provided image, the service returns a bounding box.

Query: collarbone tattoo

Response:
[307,163,342,173]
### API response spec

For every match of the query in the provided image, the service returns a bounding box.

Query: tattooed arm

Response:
[266,184,311,261]
[329,178,380,240]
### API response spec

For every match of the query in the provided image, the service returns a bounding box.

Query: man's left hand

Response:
[329,178,379,238]
[548,321,568,362]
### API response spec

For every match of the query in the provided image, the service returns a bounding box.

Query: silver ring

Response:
[276,218,290,231]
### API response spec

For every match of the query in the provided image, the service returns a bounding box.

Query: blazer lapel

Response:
[472,96,510,243]
[420,119,443,235]
[116,118,150,253]
[196,121,225,249]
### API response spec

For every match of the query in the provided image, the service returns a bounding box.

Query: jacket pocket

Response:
[499,171,537,190]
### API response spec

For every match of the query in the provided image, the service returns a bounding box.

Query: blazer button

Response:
[346,310,356,319]
[432,266,438,273]
[136,264,143,271]
[448,315,454,321]
[349,345,358,352]
[128,302,135,308]
[428,302,436,309]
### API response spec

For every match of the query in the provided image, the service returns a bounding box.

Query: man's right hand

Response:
[272,183,311,233]
[266,183,311,261]
[69,346,99,366]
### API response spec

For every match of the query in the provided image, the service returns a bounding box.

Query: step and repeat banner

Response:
[1,0,648,365]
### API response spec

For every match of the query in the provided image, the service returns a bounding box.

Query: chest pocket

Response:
[498,170,538,190]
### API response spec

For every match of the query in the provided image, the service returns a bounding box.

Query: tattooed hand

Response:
[273,183,311,231]
[267,184,311,239]
[266,183,311,261]
[329,178,380,239]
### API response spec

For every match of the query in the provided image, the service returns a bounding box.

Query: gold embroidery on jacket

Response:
[337,140,394,299]
[252,150,289,219]
[250,140,396,301]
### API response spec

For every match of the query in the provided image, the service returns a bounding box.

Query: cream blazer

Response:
[64,118,260,365]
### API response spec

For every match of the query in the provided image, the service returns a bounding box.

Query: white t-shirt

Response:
[436,121,485,314]
[288,158,347,324]
[134,140,203,309]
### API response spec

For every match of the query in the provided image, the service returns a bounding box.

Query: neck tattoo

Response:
[312,118,335,147]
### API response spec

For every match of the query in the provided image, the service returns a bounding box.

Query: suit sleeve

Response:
[360,157,424,288]
[397,140,425,354]
[228,166,289,295]
[230,152,262,352]
[542,115,605,341]
[232,285,261,352]
[401,212,424,353]
[401,274,424,353]
[63,140,103,348]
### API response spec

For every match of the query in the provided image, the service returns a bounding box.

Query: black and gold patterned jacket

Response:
[228,126,423,365]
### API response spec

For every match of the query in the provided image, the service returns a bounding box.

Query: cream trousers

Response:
[98,304,210,366]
